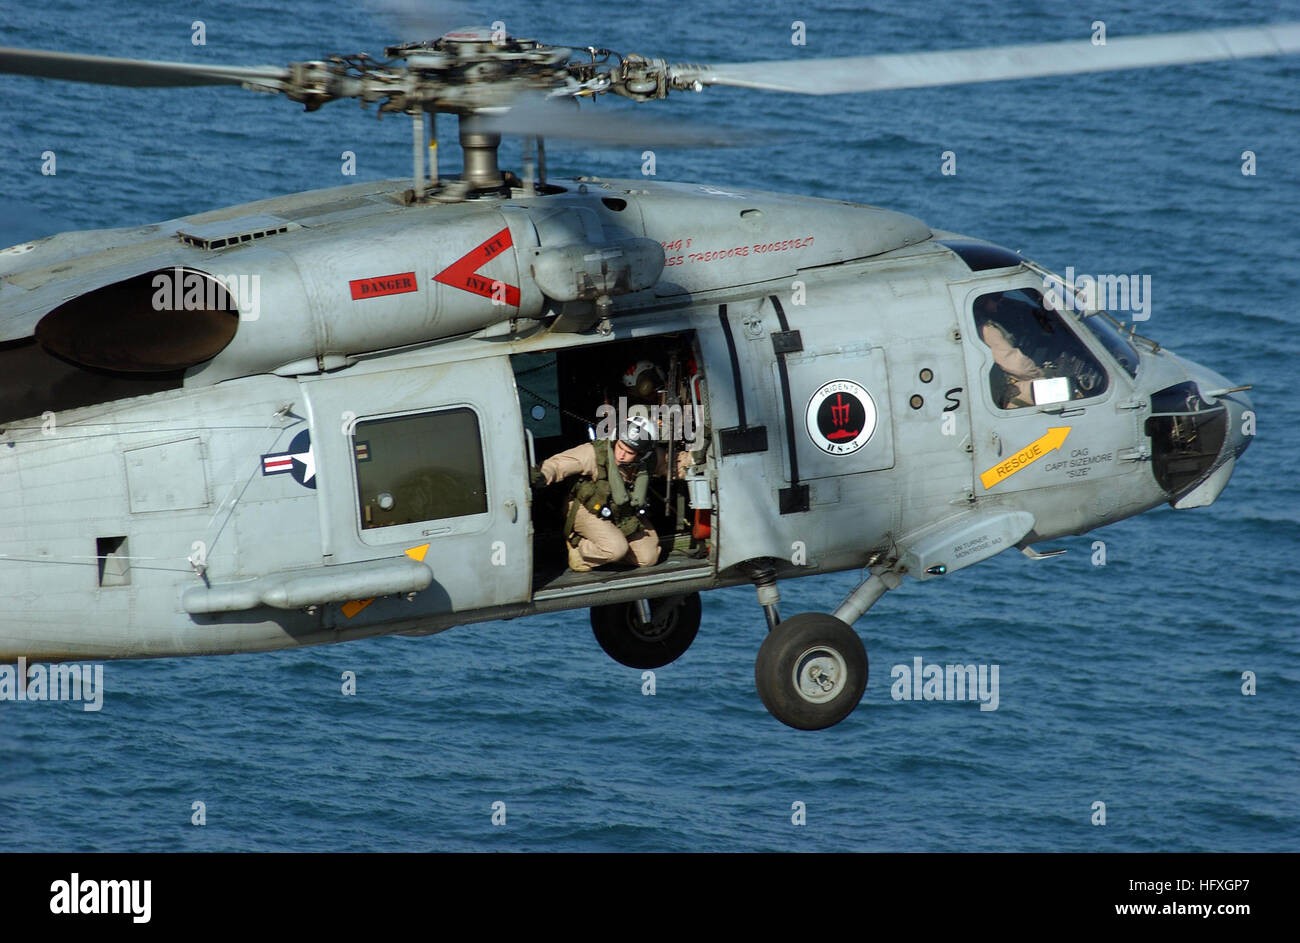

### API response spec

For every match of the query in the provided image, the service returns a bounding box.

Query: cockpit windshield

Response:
[1039,271,1142,377]
[1077,310,1141,377]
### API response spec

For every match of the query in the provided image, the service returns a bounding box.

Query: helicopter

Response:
[0,21,1290,730]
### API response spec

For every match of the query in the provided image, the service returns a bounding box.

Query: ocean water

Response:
[0,0,1297,852]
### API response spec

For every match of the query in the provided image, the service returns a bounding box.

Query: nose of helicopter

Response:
[1193,359,1254,461]
[1157,360,1254,509]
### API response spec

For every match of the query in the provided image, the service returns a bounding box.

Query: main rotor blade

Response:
[0,47,289,89]
[680,22,1300,95]
[480,96,749,148]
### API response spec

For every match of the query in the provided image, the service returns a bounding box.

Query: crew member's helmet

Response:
[622,360,662,401]
[618,415,657,459]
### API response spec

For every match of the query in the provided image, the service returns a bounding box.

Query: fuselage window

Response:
[353,407,488,529]
[973,288,1108,409]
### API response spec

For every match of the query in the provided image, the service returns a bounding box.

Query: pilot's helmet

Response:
[617,415,657,459]
[975,293,1002,320]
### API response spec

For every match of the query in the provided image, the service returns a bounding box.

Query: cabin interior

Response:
[511,331,715,594]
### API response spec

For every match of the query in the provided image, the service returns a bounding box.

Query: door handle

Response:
[504,499,518,523]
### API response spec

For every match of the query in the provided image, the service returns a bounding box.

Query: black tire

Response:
[590,593,702,669]
[754,613,868,730]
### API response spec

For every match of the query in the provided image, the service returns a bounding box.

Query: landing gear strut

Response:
[750,566,897,730]
[590,592,702,669]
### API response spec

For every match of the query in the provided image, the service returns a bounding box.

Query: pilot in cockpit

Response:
[975,293,1046,408]
[976,291,1107,408]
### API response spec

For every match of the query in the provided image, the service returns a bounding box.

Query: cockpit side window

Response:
[973,288,1108,409]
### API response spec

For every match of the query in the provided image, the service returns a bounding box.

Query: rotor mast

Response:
[458,114,502,190]
[406,108,542,199]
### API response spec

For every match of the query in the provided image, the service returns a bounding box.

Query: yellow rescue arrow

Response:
[980,426,1071,490]
[342,544,433,618]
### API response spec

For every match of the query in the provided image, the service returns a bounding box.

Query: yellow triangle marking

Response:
[342,546,428,617]
[341,598,374,619]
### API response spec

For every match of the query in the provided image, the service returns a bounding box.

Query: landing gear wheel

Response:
[590,592,702,669]
[754,613,868,730]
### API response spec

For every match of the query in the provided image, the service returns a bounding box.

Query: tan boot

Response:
[567,542,593,573]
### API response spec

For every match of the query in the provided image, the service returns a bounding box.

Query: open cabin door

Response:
[302,356,532,614]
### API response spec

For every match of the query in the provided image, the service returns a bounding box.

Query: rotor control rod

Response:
[428,112,438,188]
[521,135,537,196]
[411,110,426,200]
[833,570,902,627]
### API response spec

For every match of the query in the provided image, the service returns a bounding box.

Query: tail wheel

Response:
[590,592,702,669]
[754,613,868,730]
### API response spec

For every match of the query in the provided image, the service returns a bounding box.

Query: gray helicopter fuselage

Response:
[0,177,1252,660]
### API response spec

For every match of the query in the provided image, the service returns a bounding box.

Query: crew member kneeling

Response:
[531,416,679,573]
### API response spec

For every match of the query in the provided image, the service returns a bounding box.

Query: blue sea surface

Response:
[1,0,1297,852]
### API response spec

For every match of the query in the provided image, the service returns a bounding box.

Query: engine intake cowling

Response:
[35,267,239,373]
